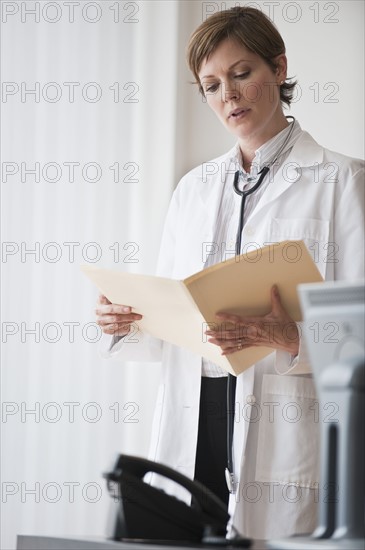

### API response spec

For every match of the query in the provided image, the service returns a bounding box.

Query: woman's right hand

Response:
[95,294,143,336]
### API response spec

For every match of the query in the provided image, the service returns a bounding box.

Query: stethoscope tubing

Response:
[234,166,270,255]
[227,167,271,489]
[226,117,296,493]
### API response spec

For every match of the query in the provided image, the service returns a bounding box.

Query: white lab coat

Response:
[102,129,364,539]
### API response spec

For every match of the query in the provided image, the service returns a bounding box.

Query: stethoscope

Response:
[225,116,296,494]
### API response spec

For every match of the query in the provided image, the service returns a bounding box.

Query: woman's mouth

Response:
[229,108,250,121]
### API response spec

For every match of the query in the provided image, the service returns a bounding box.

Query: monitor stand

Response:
[268,356,364,550]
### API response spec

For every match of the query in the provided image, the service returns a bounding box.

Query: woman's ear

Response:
[274,54,288,84]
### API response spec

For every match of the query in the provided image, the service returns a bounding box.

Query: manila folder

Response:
[81,240,322,375]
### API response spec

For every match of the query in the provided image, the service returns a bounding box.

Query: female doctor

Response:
[96,7,364,541]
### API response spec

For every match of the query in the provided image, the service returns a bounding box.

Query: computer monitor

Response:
[268,280,365,550]
[298,280,364,386]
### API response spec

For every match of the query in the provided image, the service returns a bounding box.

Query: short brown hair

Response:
[186,6,297,108]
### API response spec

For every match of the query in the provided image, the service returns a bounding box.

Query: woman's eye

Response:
[235,72,249,79]
[204,73,249,93]
[205,83,219,93]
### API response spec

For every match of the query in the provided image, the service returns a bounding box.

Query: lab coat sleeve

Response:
[154,183,181,277]
[98,181,183,362]
[98,331,162,362]
[274,326,312,375]
[274,157,365,376]
[333,163,365,281]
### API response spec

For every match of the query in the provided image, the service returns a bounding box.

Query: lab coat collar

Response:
[227,128,324,169]
[286,130,324,167]
[195,129,324,242]
[229,118,303,174]
[244,130,324,222]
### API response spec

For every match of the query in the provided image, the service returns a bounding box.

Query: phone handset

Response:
[104,454,251,547]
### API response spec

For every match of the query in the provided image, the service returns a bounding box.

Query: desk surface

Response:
[17,535,268,550]
[17,534,365,550]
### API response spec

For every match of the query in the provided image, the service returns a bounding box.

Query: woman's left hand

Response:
[205,285,299,356]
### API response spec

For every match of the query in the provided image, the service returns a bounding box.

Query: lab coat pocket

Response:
[270,217,329,279]
[255,374,320,488]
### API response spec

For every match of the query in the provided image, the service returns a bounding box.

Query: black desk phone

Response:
[104,454,251,547]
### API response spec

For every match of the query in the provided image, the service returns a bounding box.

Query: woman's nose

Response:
[222,81,240,102]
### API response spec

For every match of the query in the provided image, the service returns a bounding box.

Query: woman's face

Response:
[198,38,287,147]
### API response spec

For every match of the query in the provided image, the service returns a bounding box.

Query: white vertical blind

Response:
[1,2,180,548]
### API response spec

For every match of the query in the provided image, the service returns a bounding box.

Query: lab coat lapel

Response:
[195,147,237,244]
[245,131,324,222]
